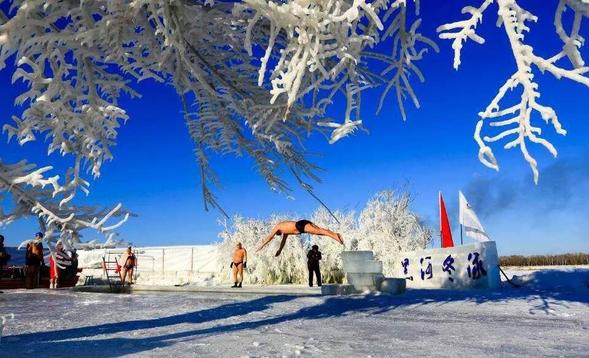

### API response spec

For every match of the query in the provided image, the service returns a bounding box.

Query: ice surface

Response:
[0,268,588,357]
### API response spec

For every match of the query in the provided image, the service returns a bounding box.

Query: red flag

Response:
[439,192,454,248]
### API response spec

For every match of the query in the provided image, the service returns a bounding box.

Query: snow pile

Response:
[509,267,589,291]
[217,191,432,284]
[0,313,14,342]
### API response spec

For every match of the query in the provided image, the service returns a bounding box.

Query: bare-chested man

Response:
[256,220,343,257]
[119,246,137,285]
[231,243,247,288]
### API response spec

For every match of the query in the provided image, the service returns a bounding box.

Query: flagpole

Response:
[458,191,463,245]
[439,191,442,249]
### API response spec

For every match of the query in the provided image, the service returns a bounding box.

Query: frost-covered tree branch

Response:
[0,0,587,227]
[0,0,436,219]
[0,159,129,252]
[439,0,589,182]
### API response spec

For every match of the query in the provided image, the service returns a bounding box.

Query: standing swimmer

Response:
[119,246,137,285]
[231,243,247,288]
[25,232,44,289]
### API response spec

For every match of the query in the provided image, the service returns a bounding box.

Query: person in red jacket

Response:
[49,241,68,289]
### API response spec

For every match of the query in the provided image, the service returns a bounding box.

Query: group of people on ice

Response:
[230,219,343,288]
[2,219,338,289]
[0,232,79,289]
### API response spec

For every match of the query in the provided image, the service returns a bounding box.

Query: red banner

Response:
[439,192,454,248]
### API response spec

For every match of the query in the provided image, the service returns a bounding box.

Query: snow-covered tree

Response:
[217,215,309,284]
[355,190,432,276]
[0,0,587,243]
[216,190,431,284]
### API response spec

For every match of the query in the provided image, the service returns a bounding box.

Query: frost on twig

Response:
[241,0,437,138]
[374,1,439,119]
[439,0,589,182]
[437,0,494,69]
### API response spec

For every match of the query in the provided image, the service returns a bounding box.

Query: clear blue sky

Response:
[1,1,588,255]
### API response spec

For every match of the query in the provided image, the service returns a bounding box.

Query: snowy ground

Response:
[1,268,588,357]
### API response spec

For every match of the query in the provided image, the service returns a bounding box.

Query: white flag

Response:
[459,191,490,242]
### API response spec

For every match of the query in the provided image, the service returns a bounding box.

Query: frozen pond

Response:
[1,269,588,357]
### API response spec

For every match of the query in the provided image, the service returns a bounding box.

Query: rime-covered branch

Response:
[1,0,588,224]
[437,0,493,69]
[439,0,589,182]
[0,159,129,252]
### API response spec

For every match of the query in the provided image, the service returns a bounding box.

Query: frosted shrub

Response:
[217,216,308,284]
[216,190,431,283]
[356,191,432,276]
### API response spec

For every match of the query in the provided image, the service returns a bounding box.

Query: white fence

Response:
[77,245,220,286]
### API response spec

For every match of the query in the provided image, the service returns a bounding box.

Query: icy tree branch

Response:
[437,0,494,69]
[440,0,589,182]
[0,0,587,225]
[0,159,129,252]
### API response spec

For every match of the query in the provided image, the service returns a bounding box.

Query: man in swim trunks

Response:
[256,220,344,256]
[119,246,137,285]
[231,242,247,288]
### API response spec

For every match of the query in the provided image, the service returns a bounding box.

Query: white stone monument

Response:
[393,241,501,289]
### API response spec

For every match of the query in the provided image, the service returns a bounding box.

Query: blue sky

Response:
[1,1,588,255]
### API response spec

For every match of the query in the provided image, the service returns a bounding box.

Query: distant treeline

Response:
[500,253,589,266]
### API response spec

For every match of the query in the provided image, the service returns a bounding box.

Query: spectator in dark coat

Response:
[0,235,10,268]
[307,245,322,287]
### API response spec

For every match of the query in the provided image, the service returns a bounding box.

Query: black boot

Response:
[237,282,242,288]
[231,282,238,288]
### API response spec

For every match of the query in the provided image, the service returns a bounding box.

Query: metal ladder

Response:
[102,254,122,292]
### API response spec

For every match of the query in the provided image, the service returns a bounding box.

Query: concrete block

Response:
[343,259,383,274]
[321,284,356,295]
[341,251,374,265]
[346,273,384,291]
[379,278,406,294]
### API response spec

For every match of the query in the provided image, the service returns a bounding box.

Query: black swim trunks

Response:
[295,220,312,233]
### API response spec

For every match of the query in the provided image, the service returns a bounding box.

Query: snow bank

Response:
[508,267,589,291]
